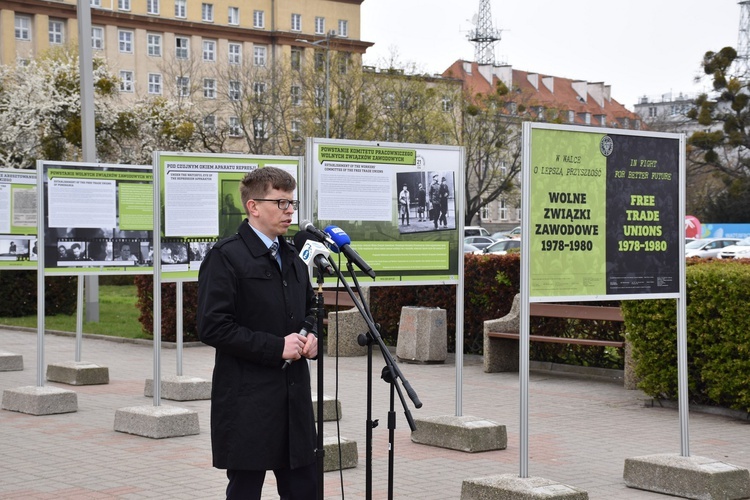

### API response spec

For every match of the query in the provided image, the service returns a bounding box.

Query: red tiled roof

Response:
[442,60,640,128]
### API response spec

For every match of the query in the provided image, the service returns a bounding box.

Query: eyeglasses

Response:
[253,198,300,210]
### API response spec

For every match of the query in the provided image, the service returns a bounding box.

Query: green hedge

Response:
[134,275,199,343]
[131,254,623,369]
[0,270,77,316]
[624,259,750,412]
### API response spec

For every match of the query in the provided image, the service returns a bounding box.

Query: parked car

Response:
[464,243,480,253]
[464,226,490,237]
[685,238,740,258]
[717,236,750,259]
[479,239,521,255]
[464,236,496,250]
[491,226,521,240]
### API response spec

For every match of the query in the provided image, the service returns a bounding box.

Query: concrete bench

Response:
[321,288,370,357]
[484,295,634,386]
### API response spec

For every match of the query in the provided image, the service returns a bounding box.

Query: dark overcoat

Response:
[197,221,315,471]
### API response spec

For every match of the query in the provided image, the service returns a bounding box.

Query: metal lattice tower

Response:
[467,0,502,65]
[738,1,750,78]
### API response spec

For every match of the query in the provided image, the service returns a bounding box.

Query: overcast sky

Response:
[360,0,741,110]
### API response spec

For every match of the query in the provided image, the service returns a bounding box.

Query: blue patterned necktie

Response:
[269,241,280,268]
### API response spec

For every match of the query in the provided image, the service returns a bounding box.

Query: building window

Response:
[442,96,453,112]
[291,85,301,106]
[119,30,134,53]
[228,80,241,101]
[291,120,301,140]
[202,3,214,22]
[253,46,266,66]
[337,52,350,74]
[147,0,159,15]
[315,17,325,35]
[147,34,162,57]
[15,16,31,41]
[91,0,101,7]
[175,37,189,59]
[148,73,162,95]
[203,78,216,99]
[49,20,64,45]
[314,86,324,107]
[119,70,134,92]
[253,81,266,101]
[118,0,130,11]
[291,13,301,31]
[229,117,242,137]
[204,114,216,130]
[291,48,301,71]
[177,76,190,97]
[228,43,241,64]
[314,51,324,71]
[203,40,216,62]
[253,10,264,28]
[499,199,508,220]
[480,203,490,221]
[567,110,575,123]
[253,119,266,139]
[228,7,239,25]
[91,26,104,50]
[338,20,348,37]
[174,0,186,18]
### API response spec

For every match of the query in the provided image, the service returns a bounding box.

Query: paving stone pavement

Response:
[1,327,749,499]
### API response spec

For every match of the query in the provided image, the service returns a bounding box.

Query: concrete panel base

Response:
[114,405,200,439]
[1,385,78,415]
[46,361,109,385]
[144,375,211,401]
[396,306,447,364]
[322,435,358,472]
[0,351,23,371]
[411,415,507,452]
[312,392,341,421]
[461,474,588,500]
[327,308,368,357]
[624,453,750,500]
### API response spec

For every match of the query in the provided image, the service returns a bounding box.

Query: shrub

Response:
[0,270,77,316]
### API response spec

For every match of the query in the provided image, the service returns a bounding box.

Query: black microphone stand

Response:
[312,265,326,500]
[327,257,421,500]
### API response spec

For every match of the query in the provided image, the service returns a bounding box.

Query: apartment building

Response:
[1,0,371,100]
[443,60,642,229]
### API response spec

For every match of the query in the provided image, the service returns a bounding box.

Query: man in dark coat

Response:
[197,167,318,500]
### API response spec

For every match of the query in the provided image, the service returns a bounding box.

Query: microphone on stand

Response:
[324,225,376,279]
[282,315,316,370]
[300,219,337,247]
[293,231,335,277]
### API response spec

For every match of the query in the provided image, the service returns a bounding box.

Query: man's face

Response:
[72,246,82,257]
[249,188,296,239]
[121,245,131,258]
[58,246,67,256]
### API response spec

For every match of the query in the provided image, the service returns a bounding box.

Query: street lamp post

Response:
[296,29,336,138]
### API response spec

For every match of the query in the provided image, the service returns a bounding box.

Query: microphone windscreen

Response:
[324,226,351,252]
[293,230,313,251]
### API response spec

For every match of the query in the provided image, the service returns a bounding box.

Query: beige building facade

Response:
[1,0,370,100]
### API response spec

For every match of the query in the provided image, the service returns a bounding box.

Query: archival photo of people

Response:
[0,236,31,260]
[161,241,189,265]
[54,241,91,264]
[189,241,215,269]
[219,180,244,238]
[395,171,456,234]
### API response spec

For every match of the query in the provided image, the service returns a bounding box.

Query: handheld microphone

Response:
[282,315,316,369]
[293,231,335,276]
[300,219,336,247]
[324,225,376,279]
